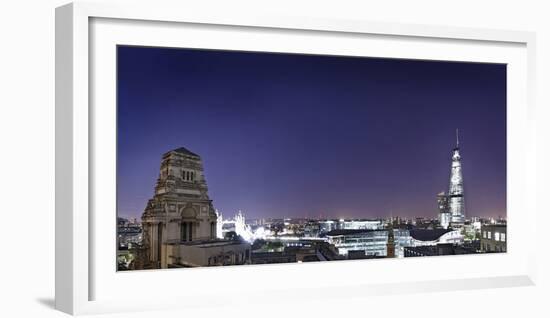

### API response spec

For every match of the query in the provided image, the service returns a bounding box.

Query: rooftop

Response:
[409,228,452,241]
[325,229,380,236]
[167,147,200,157]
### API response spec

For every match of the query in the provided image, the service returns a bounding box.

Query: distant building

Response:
[326,229,407,257]
[480,224,506,252]
[339,219,384,230]
[409,228,463,246]
[437,192,451,229]
[404,243,477,257]
[448,129,466,225]
[325,227,463,258]
[139,147,250,269]
[303,220,320,238]
[326,229,389,257]
[318,220,337,234]
[318,219,383,235]
[117,223,142,248]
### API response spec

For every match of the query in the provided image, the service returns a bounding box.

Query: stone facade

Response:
[480,224,507,253]
[141,147,239,268]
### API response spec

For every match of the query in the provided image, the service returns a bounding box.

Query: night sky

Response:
[117,46,506,221]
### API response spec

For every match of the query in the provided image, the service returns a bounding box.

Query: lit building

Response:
[480,224,507,252]
[408,228,463,246]
[326,229,408,257]
[437,191,451,229]
[117,224,142,248]
[326,229,389,257]
[325,227,462,258]
[318,219,383,235]
[448,129,466,225]
[339,219,384,230]
[319,220,337,234]
[303,220,321,238]
[404,243,477,257]
[140,147,250,269]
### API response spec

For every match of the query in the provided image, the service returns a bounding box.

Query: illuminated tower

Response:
[448,129,465,225]
[140,147,219,268]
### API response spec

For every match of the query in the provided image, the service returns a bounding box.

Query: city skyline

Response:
[117,46,506,221]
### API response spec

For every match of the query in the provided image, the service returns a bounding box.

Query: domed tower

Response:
[141,147,218,268]
[448,129,466,225]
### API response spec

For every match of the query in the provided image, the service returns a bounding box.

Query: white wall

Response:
[0,0,548,317]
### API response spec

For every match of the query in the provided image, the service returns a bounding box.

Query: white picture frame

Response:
[55,1,537,315]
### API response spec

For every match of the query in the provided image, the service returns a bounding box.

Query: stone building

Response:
[480,224,507,253]
[140,147,250,269]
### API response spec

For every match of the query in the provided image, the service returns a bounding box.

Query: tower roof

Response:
[169,147,200,157]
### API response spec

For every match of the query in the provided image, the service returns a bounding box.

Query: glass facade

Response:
[448,143,466,224]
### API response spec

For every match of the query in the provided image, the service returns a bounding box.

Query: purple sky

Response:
[117,46,506,220]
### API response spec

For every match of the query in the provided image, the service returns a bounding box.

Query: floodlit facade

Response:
[340,219,384,230]
[326,229,411,257]
[318,219,383,235]
[325,228,464,258]
[448,130,466,225]
[326,230,390,257]
[139,147,250,269]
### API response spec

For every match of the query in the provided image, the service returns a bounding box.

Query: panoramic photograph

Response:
[116,46,507,271]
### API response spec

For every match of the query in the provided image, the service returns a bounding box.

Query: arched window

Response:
[180,222,187,242]
[210,222,215,238]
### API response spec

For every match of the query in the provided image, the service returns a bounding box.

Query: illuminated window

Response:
[483,231,487,238]
[501,233,506,242]
[487,232,492,239]
[495,232,500,241]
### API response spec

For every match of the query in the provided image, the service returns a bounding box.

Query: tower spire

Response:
[448,129,465,225]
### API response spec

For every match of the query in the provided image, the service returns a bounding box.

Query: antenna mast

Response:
[456,128,459,148]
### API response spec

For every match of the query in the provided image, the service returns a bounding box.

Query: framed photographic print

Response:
[56,1,537,315]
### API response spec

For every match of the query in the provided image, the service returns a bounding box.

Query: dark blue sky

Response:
[117,46,506,220]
